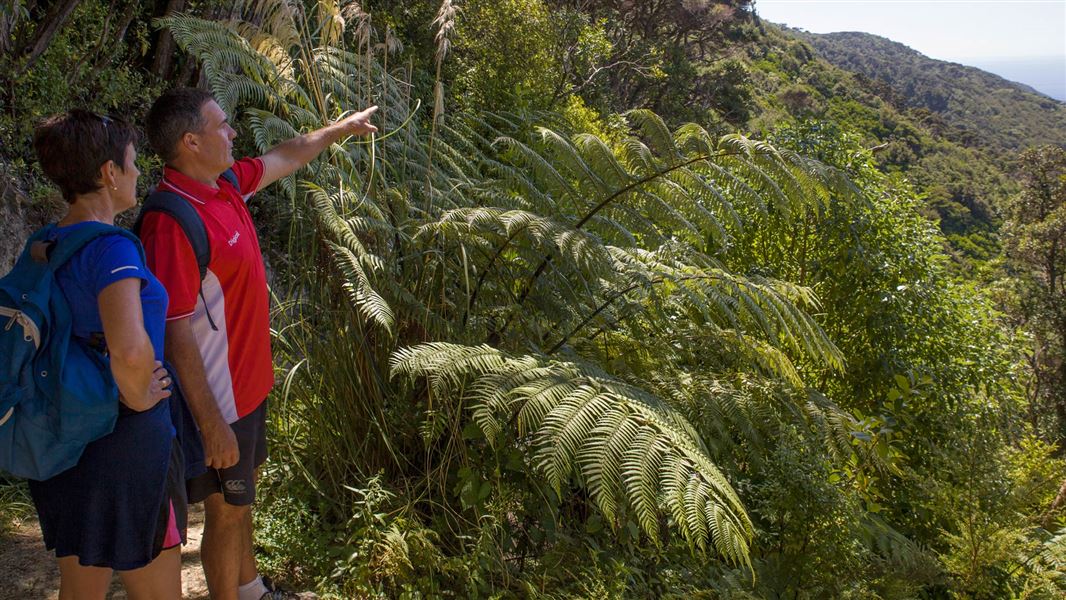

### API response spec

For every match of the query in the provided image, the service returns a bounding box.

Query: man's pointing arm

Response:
[256,105,379,192]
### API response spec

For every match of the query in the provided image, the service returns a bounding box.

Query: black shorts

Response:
[187,400,268,506]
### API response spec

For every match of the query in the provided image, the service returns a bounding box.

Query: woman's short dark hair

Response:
[33,110,139,203]
[146,87,215,163]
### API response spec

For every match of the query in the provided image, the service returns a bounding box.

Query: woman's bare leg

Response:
[57,556,112,600]
[118,546,182,600]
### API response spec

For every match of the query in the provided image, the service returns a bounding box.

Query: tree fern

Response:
[391,342,753,565]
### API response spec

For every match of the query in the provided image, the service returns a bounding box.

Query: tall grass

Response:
[0,477,32,535]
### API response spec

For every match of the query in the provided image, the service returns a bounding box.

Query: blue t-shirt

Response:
[52,222,168,360]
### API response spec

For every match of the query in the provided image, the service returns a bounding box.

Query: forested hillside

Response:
[798,31,1066,155]
[3,1,1066,598]
[735,23,1066,267]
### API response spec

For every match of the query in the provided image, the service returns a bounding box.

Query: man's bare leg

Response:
[239,505,259,585]
[203,493,252,600]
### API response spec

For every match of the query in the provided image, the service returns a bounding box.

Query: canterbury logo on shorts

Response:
[223,479,247,494]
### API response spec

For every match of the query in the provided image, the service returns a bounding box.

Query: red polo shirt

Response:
[139,158,273,423]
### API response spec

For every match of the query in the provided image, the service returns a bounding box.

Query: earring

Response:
[111,186,118,190]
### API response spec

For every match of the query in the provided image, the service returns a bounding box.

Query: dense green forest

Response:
[787,28,1066,267]
[2,1,1066,597]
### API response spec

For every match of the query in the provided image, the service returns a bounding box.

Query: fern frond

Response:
[627,109,682,161]
[392,343,755,566]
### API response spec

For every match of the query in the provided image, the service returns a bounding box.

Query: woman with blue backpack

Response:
[21,110,189,599]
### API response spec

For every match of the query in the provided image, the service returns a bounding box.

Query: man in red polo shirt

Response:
[141,87,376,600]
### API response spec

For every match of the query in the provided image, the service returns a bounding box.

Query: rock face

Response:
[0,179,64,273]
[0,185,33,273]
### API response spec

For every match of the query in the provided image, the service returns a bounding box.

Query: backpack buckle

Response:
[30,240,55,263]
[81,332,109,355]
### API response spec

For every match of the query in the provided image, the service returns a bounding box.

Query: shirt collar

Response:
[161,165,228,205]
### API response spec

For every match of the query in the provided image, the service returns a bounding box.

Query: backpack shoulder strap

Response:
[133,190,210,282]
[46,223,145,271]
[219,168,239,191]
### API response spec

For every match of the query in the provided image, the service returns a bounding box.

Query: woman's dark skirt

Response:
[28,373,204,571]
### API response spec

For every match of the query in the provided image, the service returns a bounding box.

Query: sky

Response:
[754,0,1066,99]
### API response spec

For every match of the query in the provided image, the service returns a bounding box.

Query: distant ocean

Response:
[957,56,1066,102]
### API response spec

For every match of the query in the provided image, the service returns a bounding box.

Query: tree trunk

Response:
[70,0,118,80]
[15,0,83,76]
[151,0,185,79]
[1057,326,1066,443]
[175,51,198,87]
[1042,477,1066,528]
[90,0,137,72]
[208,0,240,21]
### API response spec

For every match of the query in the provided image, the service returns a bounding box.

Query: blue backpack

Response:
[0,222,143,480]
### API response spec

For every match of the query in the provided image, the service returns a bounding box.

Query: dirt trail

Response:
[0,506,210,600]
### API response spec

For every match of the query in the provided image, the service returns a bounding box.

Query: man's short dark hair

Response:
[146,87,215,163]
[33,110,139,203]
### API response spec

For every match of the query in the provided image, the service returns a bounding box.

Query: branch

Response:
[503,148,754,337]
[1044,482,1066,522]
[565,59,657,98]
[14,0,82,77]
[463,220,533,326]
[546,273,723,354]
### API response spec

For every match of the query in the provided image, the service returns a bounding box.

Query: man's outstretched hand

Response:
[257,104,381,192]
[338,105,379,136]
